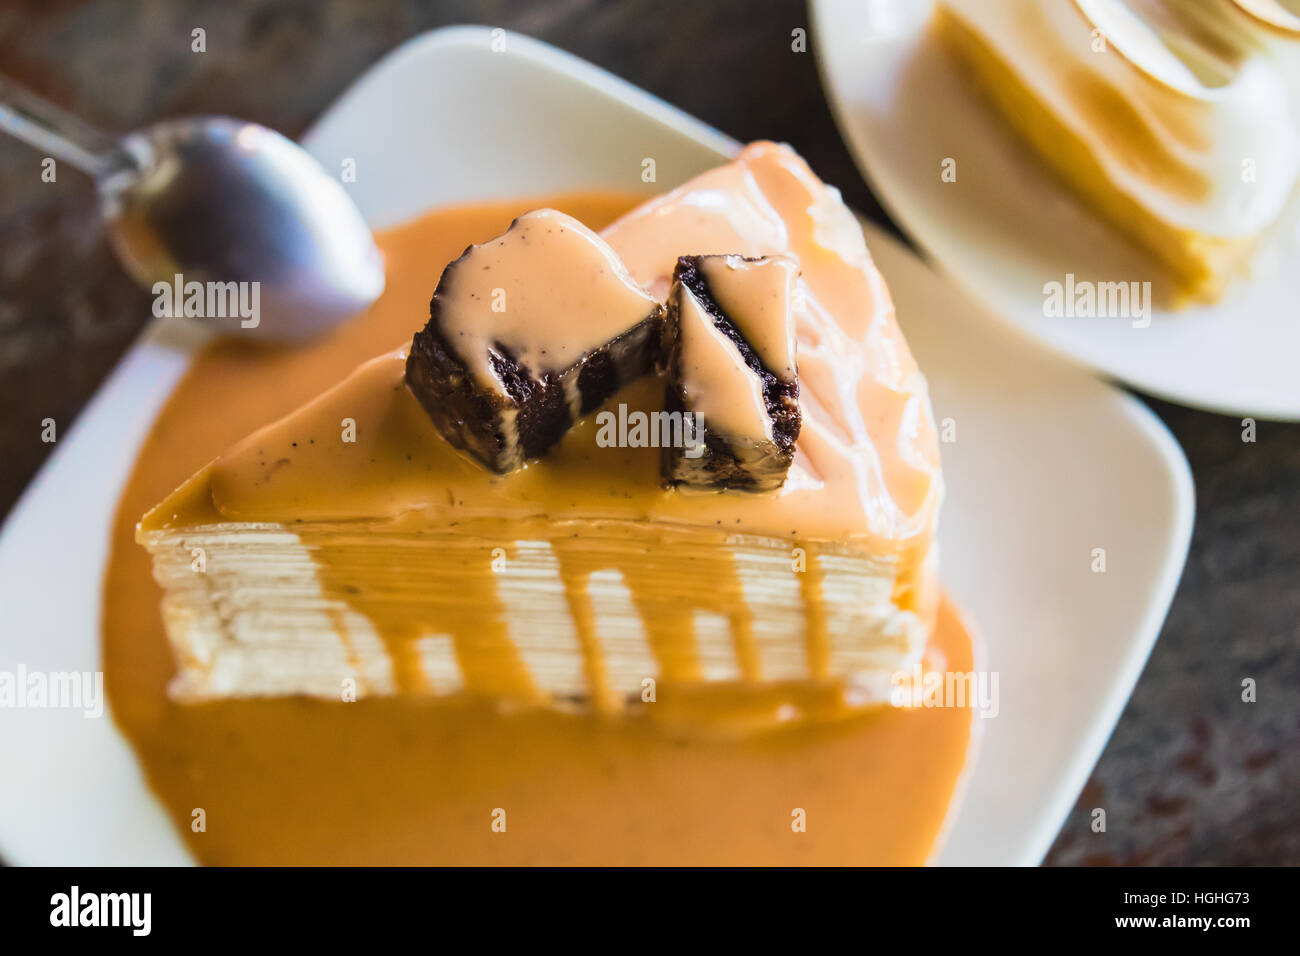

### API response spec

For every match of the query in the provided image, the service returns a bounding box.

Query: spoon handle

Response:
[0,75,116,177]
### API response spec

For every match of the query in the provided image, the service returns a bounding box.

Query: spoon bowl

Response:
[101,118,385,341]
[1,79,385,342]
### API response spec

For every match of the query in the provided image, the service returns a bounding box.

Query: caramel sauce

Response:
[104,194,975,864]
[433,207,659,391]
[697,254,799,379]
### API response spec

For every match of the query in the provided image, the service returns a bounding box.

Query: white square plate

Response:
[0,26,1193,865]
[812,0,1300,420]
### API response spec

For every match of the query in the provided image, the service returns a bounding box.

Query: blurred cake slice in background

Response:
[936,0,1300,300]
[137,142,943,727]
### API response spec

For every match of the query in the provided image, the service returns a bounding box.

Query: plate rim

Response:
[859,217,1195,865]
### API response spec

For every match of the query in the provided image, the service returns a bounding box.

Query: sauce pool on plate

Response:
[102,194,977,864]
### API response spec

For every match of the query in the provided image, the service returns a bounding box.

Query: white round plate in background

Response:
[813,0,1300,420]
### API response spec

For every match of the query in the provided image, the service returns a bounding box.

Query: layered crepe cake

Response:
[937,0,1300,301]
[137,142,943,724]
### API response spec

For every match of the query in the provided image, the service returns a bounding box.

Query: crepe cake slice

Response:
[662,254,801,492]
[137,141,943,728]
[406,208,663,473]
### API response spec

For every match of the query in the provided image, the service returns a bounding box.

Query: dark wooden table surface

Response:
[1,0,1296,865]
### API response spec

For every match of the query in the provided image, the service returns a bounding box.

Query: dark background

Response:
[1,0,1296,865]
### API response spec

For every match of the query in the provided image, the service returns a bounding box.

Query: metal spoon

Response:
[0,76,384,341]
